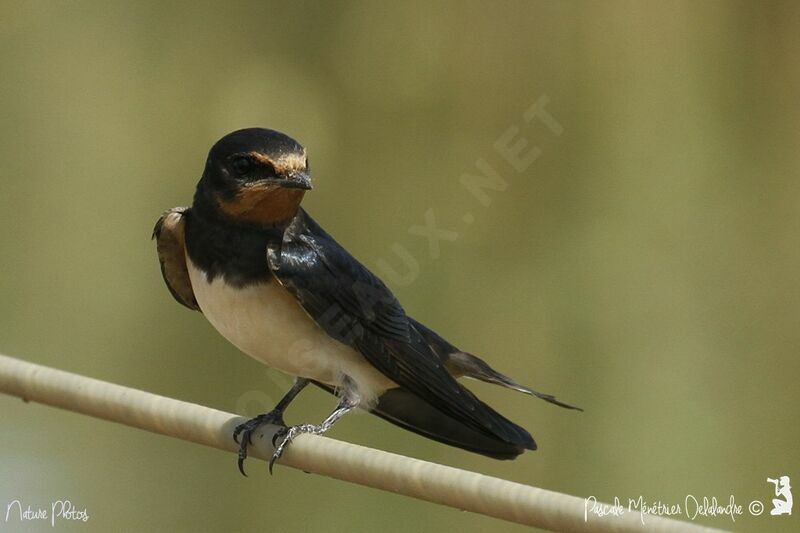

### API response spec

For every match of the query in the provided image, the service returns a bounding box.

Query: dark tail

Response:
[410,317,583,412]
[446,351,583,411]
[370,387,535,459]
[312,382,534,459]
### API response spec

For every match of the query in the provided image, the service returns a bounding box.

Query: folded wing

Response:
[153,207,199,312]
[268,209,537,456]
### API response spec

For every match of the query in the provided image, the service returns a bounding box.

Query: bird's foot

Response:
[233,410,286,476]
[269,423,327,474]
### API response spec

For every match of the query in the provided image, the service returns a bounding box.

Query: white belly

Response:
[186,258,394,402]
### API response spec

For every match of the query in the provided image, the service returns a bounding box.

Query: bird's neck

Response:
[185,197,294,287]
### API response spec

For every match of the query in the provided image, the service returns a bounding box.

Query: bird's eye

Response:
[232,157,252,175]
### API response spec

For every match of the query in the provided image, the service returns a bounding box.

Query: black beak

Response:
[276,170,312,190]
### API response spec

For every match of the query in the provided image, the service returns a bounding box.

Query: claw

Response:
[268,452,279,475]
[236,388,358,475]
[236,427,254,476]
[269,427,290,475]
[268,424,321,474]
[267,395,360,474]
[238,451,248,477]
[232,410,285,477]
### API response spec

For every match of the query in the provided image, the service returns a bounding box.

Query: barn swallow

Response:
[153,128,580,474]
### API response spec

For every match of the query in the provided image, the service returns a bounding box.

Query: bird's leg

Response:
[269,388,360,474]
[234,377,309,476]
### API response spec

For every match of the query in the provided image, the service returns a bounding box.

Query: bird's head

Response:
[196,128,312,227]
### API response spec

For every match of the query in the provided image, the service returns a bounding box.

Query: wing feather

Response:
[153,207,199,311]
[268,210,534,449]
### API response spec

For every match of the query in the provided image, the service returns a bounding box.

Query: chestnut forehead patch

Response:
[250,149,307,174]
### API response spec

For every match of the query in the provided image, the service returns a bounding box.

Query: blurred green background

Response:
[1,1,798,531]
